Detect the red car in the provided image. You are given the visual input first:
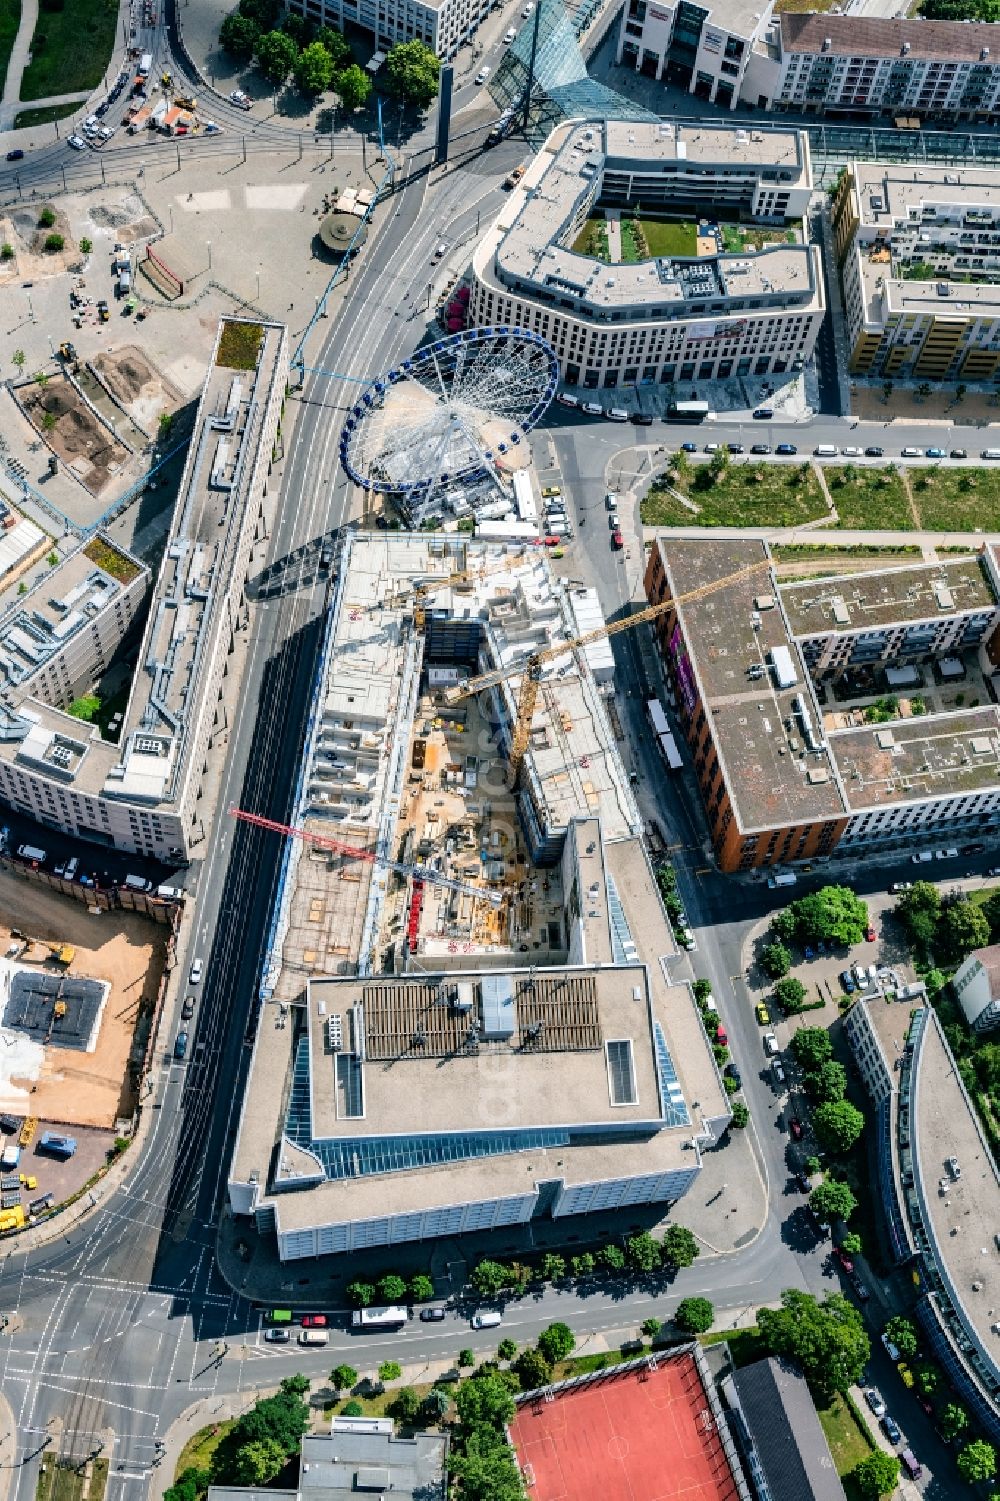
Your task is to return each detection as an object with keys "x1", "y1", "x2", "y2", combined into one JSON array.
[
  {"x1": 835, "y1": 1247, "x2": 854, "y2": 1273},
  {"x1": 301, "y1": 1313, "x2": 327, "y2": 1327},
  {"x1": 865, "y1": 925, "x2": 876, "y2": 942},
  {"x1": 789, "y1": 1116, "x2": 804, "y2": 1140},
  {"x1": 611, "y1": 529, "x2": 623, "y2": 550},
  {"x1": 716, "y1": 1025, "x2": 728, "y2": 1046}
]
